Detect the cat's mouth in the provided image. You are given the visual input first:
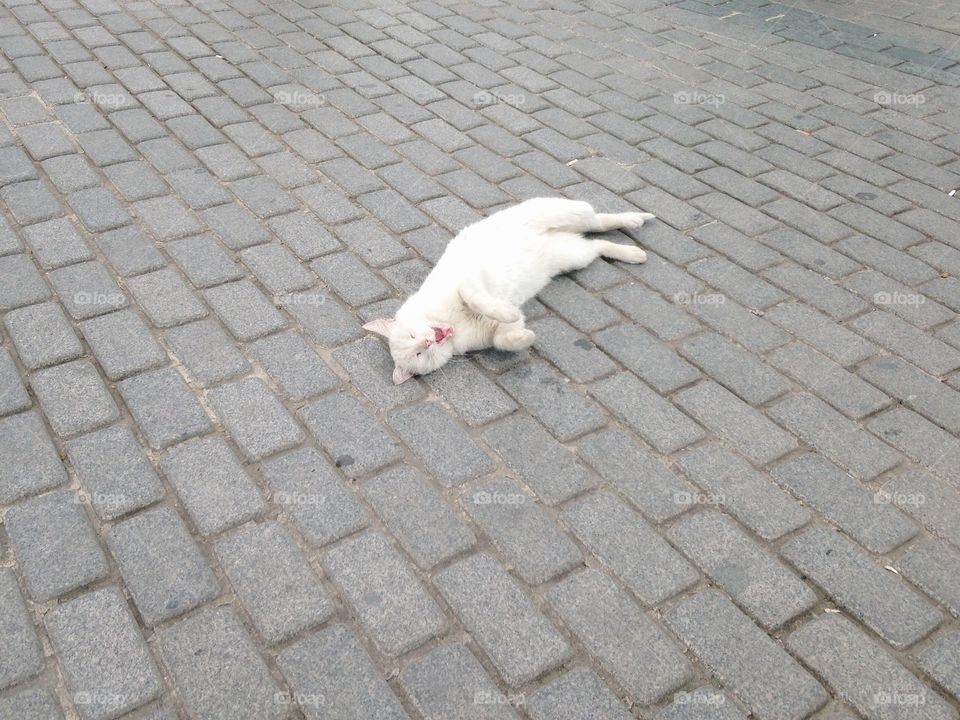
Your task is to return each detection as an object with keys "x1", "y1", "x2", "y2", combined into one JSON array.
[{"x1": 431, "y1": 326, "x2": 454, "y2": 344}]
